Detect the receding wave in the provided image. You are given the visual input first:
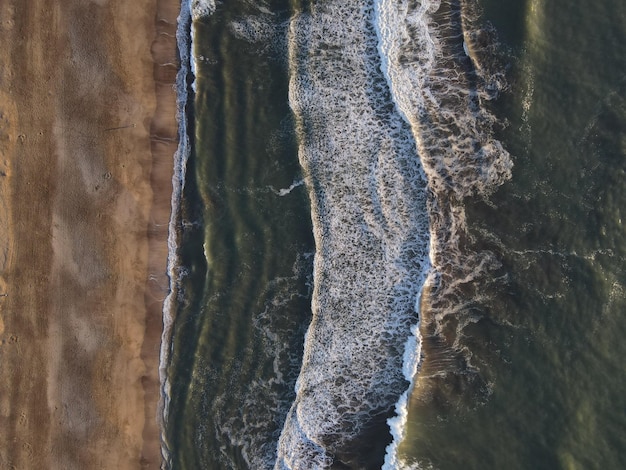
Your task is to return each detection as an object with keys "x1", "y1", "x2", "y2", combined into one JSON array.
[{"x1": 277, "y1": 0, "x2": 512, "y2": 468}]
